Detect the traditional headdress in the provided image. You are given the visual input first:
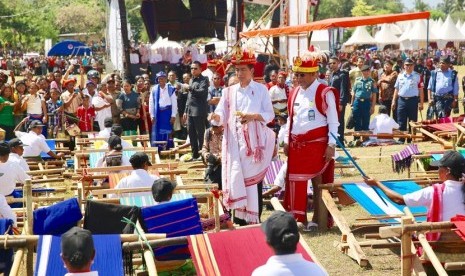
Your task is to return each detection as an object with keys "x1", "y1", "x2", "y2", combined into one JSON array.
[
  {"x1": 207, "y1": 59, "x2": 219, "y2": 67},
  {"x1": 292, "y1": 45, "x2": 327, "y2": 73},
  {"x1": 230, "y1": 46, "x2": 256, "y2": 65}
]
